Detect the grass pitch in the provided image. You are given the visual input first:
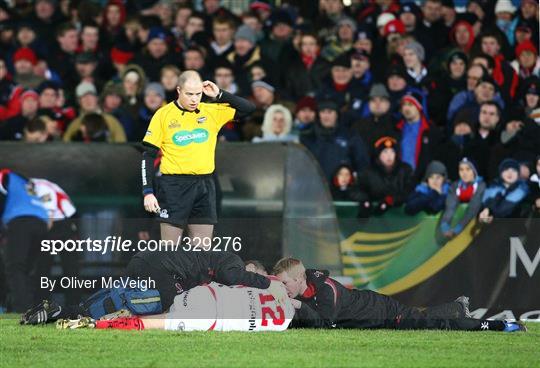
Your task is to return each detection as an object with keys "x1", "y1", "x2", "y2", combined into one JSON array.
[{"x1": 1, "y1": 315, "x2": 538, "y2": 368}]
